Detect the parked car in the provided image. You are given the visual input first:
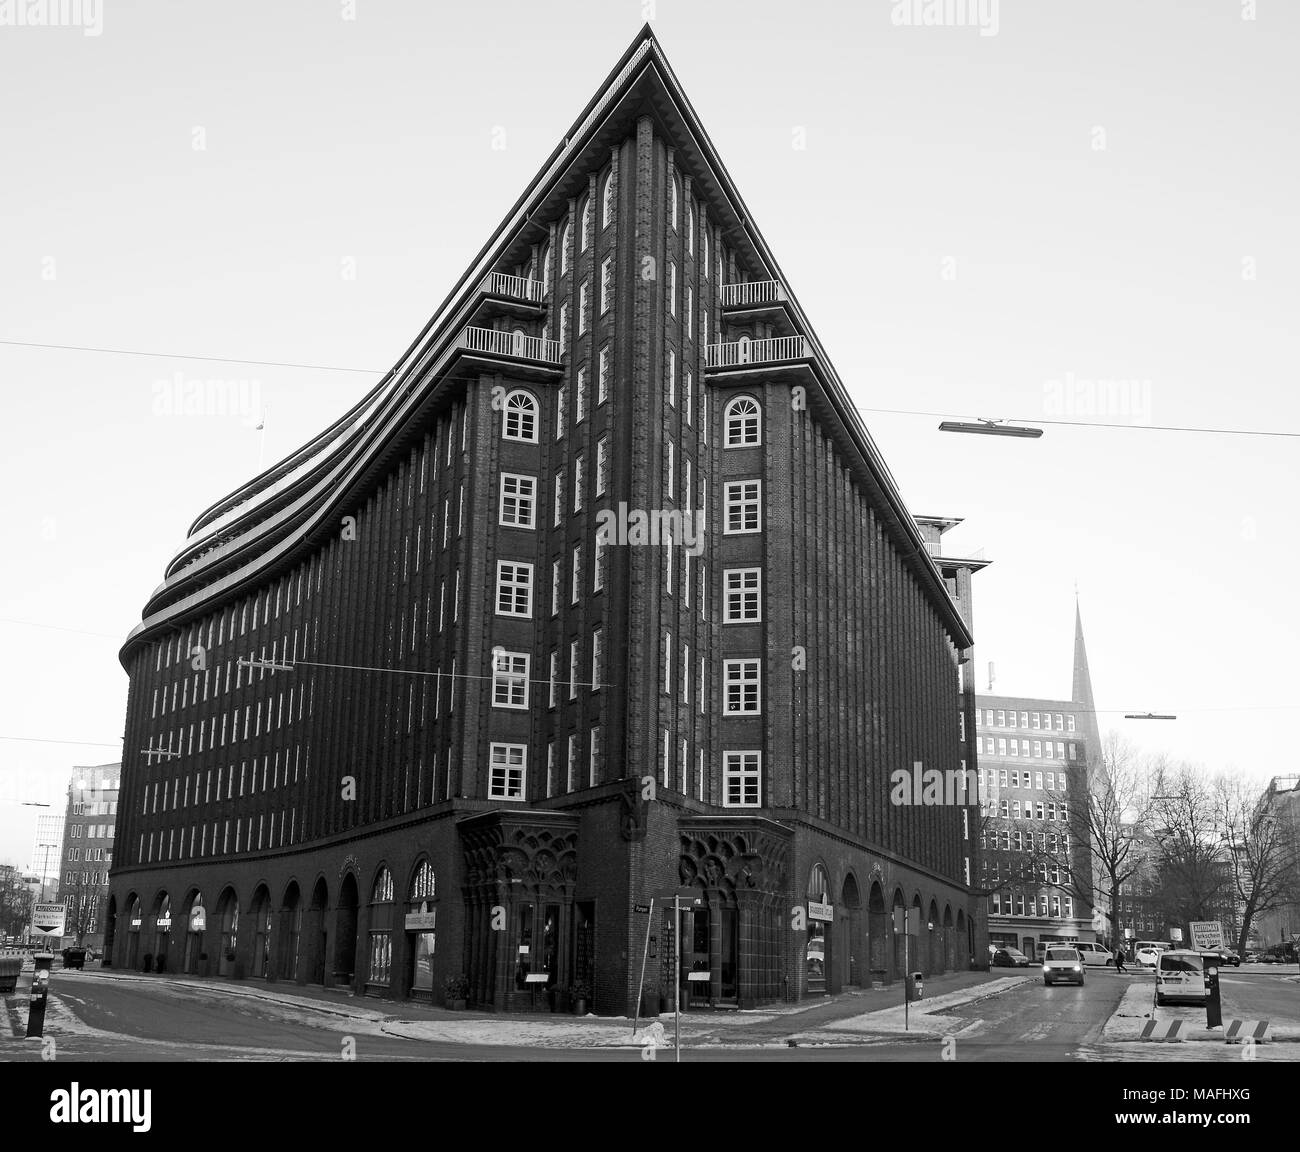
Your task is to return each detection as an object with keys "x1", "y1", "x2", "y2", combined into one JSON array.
[
  {"x1": 1073, "y1": 942, "x2": 1115, "y2": 967},
  {"x1": 1156, "y1": 950, "x2": 1210, "y2": 1006},
  {"x1": 1245, "y1": 951, "x2": 1262, "y2": 963},
  {"x1": 1042, "y1": 945, "x2": 1085, "y2": 986},
  {"x1": 991, "y1": 946, "x2": 1031, "y2": 968},
  {"x1": 1134, "y1": 941, "x2": 1172, "y2": 968}
]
